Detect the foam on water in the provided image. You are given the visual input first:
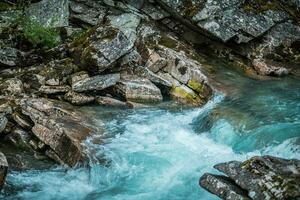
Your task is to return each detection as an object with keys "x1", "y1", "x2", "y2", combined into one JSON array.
[{"x1": 3, "y1": 94, "x2": 299, "y2": 200}]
